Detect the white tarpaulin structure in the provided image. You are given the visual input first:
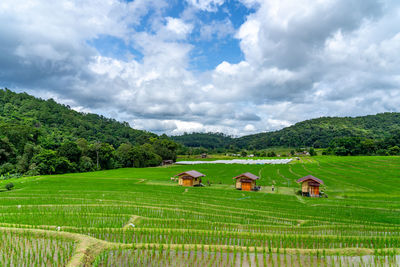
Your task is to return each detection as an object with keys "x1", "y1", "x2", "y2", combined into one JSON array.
[{"x1": 175, "y1": 159, "x2": 292, "y2": 165}]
